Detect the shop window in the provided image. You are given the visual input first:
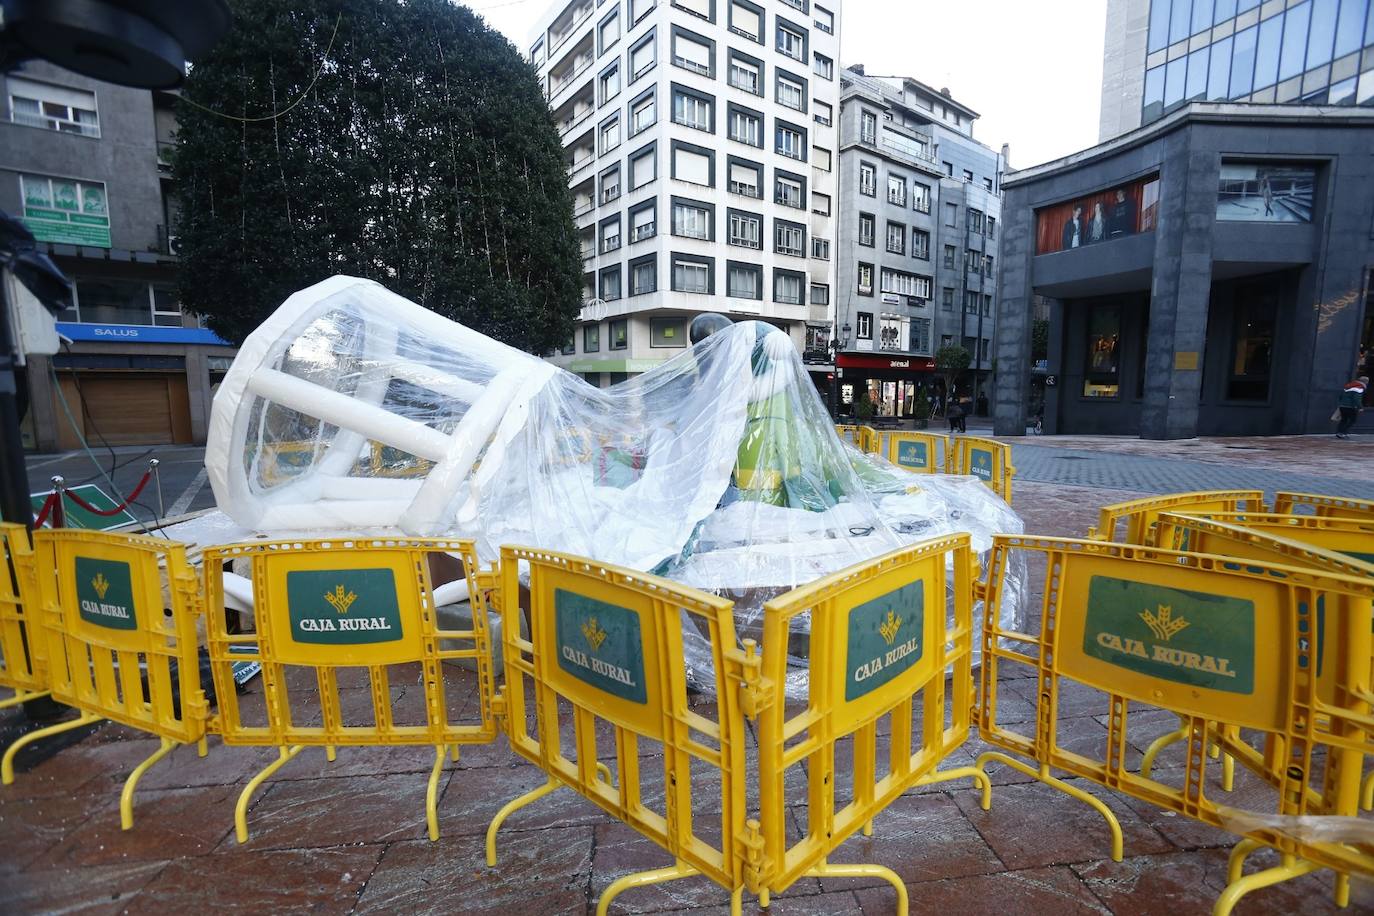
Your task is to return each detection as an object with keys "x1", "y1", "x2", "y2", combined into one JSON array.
[
  {"x1": 1227, "y1": 291, "x2": 1276, "y2": 401},
  {"x1": 610, "y1": 318, "x2": 629, "y2": 349},
  {"x1": 651, "y1": 316, "x2": 688, "y2": 346},
  {"x1": 1082, "y1": 305, "x2": 1121, "y2": 399}
]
